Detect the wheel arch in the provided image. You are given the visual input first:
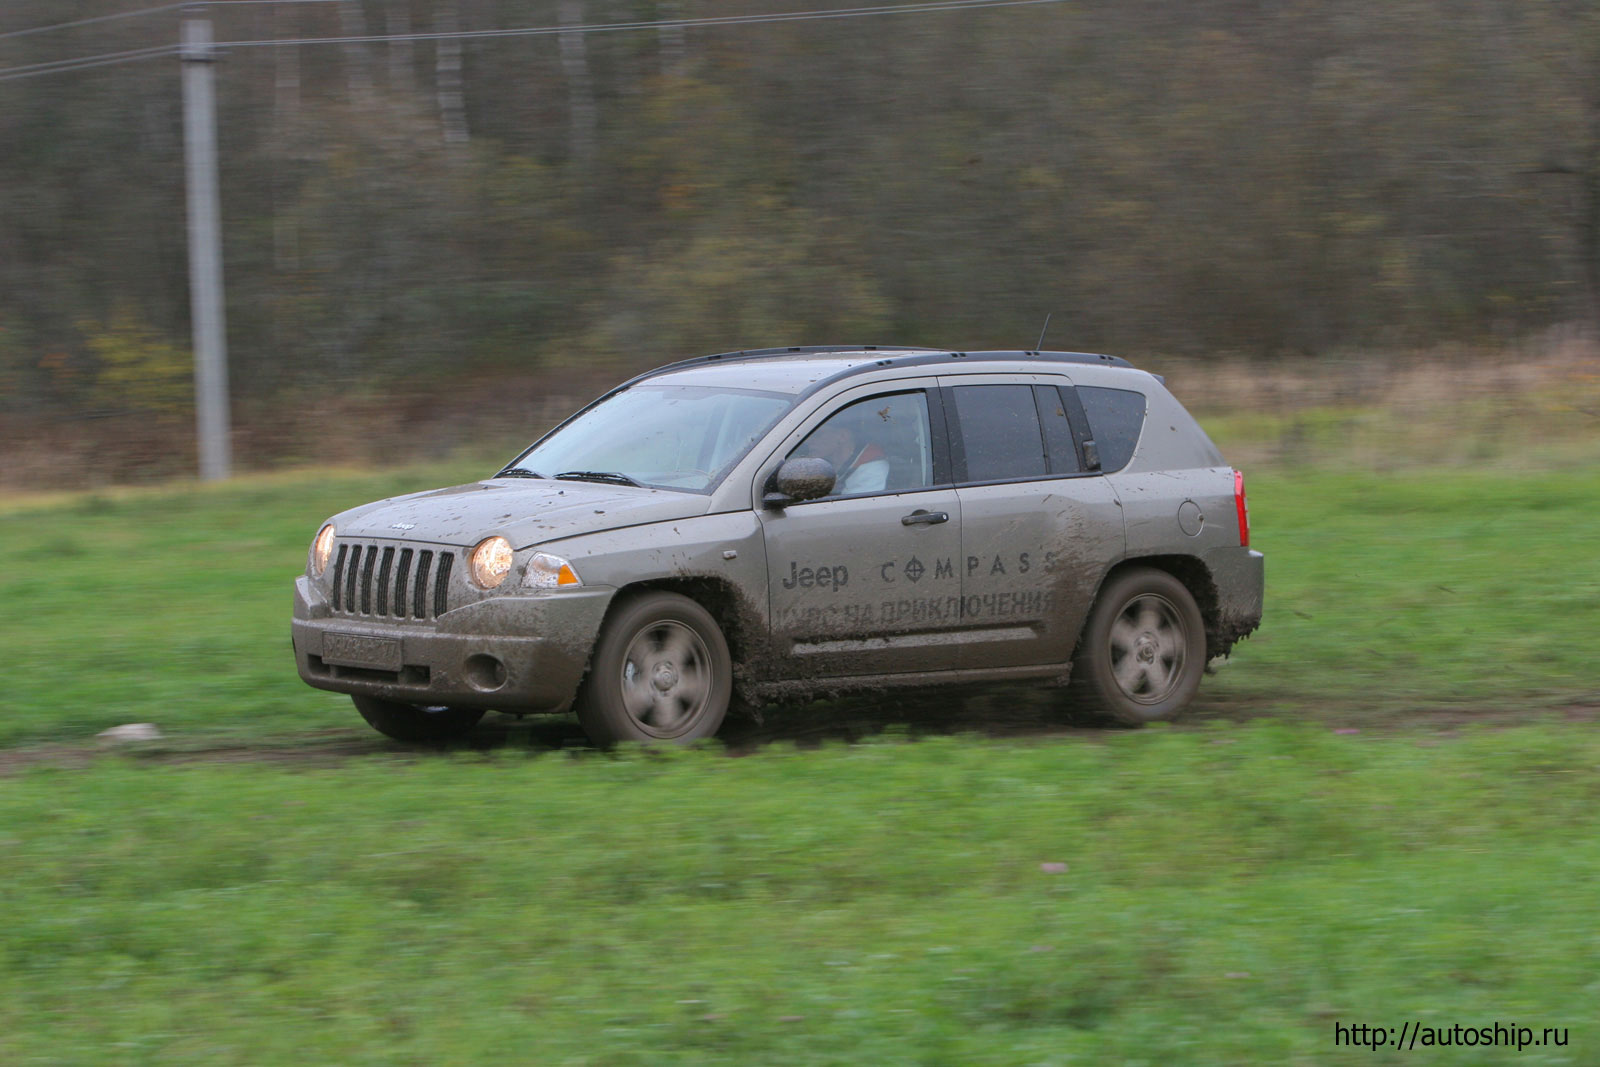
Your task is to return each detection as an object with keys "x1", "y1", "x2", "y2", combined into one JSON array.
[
  {"x1": 1091, "y1": 554, "x2": 1227, "y2": 659},
  {"x1": 607, "y1": 575, "x2": 766, "y2": 689}
]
